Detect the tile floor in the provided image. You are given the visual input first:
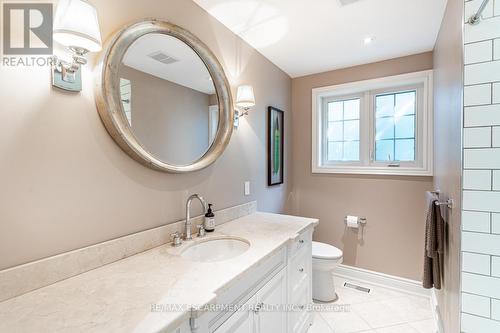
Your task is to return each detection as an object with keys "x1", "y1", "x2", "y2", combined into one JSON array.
[{"x1": 309, "y1": 275, "x2": 436, "y2": 333}]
